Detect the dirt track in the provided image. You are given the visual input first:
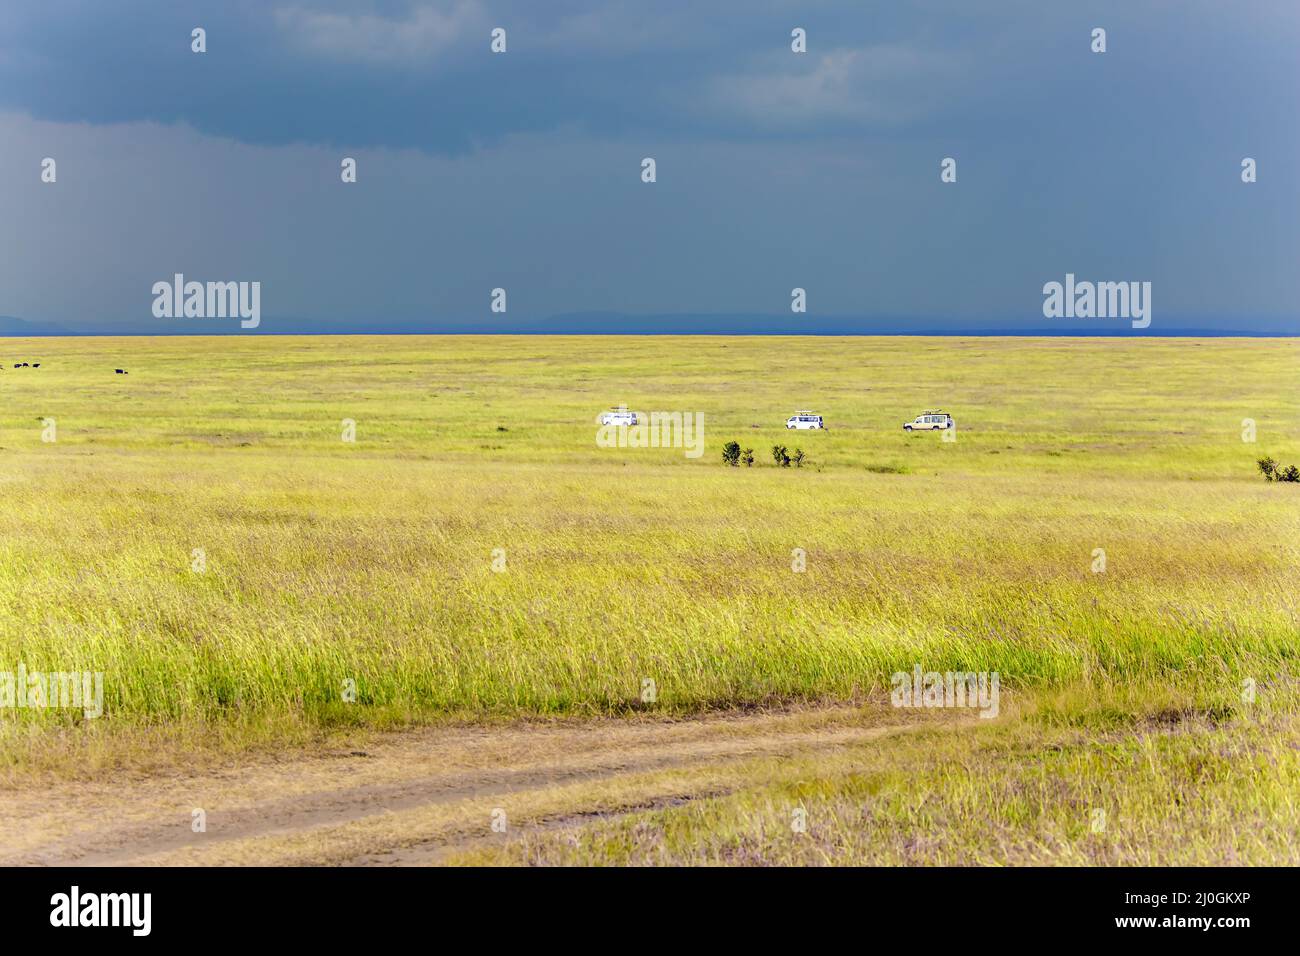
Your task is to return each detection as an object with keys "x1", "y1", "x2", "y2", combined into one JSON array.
[{"x1": 0, "y1": 706, "x2": 929, "y2": 866}]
